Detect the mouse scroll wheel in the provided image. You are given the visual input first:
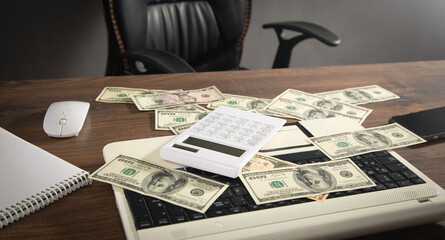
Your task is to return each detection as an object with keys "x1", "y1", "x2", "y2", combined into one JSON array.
[{"x1": 59, "y1": 118, "x2": 67, "y2": 125}]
